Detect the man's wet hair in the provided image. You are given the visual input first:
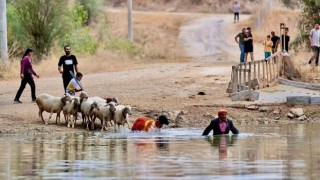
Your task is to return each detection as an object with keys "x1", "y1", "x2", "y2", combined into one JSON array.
[{"x1": 158, "y1": 115, "x2": 169, "y2": 125}]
